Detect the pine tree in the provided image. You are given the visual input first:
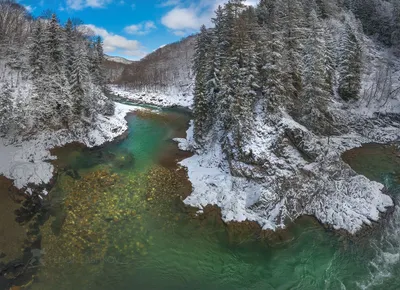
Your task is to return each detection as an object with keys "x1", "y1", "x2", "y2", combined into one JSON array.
[
  {"x1": 204, "y1": 6, "x2": 224, "y2": 129},
  {"x1": 45, "y1": 14, "x2": 63, "y2": 75},
  {"x1": 64, "y1": 18, "x2": 75, "y2": 85},
  {"x1": 391, "y1": 0, "x2": 400, "y2": 55},
  {"x1": 29, "y1": 21, "x2": 45, "y2": 80},
  {"x1": 302, "y1": 10, "x2": 330, "y2": 110},
  {"x1": 91, "y1": 36, "x2": 105, "y2": 87},
  {"x1": 71, "y1": 42, "x2": 90, "y2": 117},
  {"x1": 324, "y1": 23, "x2": 336, "y2": 95},
  {"x1": 193, "y1": 25, "x2": 211, "y2": 144},
  {"x1": 231, "y1": 7, "x2": 259, "y2": 143},
  {"x1": 338, "y1": 22, "x2": 362, "y2": 101},
  {"x1": 258, "y1": 0, "x2": 286, "y2": 109},
  {"x1": 282, "y1": 0, "x2": 307, "y2": 100},
  {"x1": 0, "y1": 83, "x2": 13, "y2": 135}
]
